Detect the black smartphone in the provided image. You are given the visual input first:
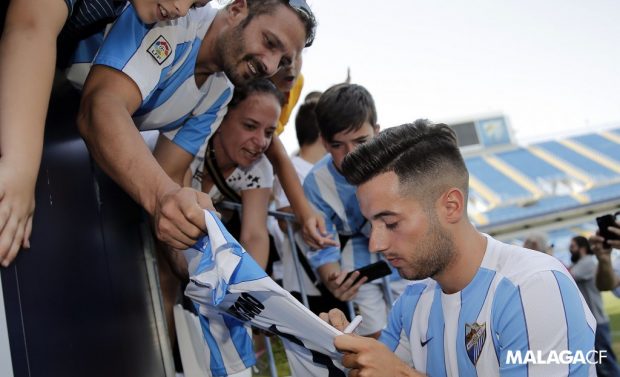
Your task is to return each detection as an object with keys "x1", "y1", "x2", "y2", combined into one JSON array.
[
  {"x1": 344, "y1": 260, "x2": 392, "y2": 285},
  {"x1": 596, "y1": 212, "x2": 620, "y2": 247}
]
